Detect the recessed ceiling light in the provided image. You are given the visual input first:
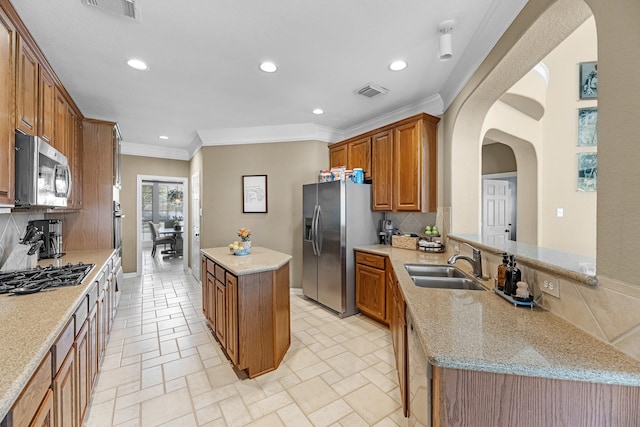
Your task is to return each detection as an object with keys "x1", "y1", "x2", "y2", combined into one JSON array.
[
  {"x1": 159, "y1": 135, "x2": 169, "y2": 140},
  {"x1": 312, "y1": 108, "x2": 324, "y2": 115},
  {"x1": 127, "y1": 58, "x2": 149, "y2": 70},
  {"x1": 259, "y1": 61, "x2": 278, "y2": 73},
  {"x1": 389, "y1": 60, "x2": 407, "y2": 71}
]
